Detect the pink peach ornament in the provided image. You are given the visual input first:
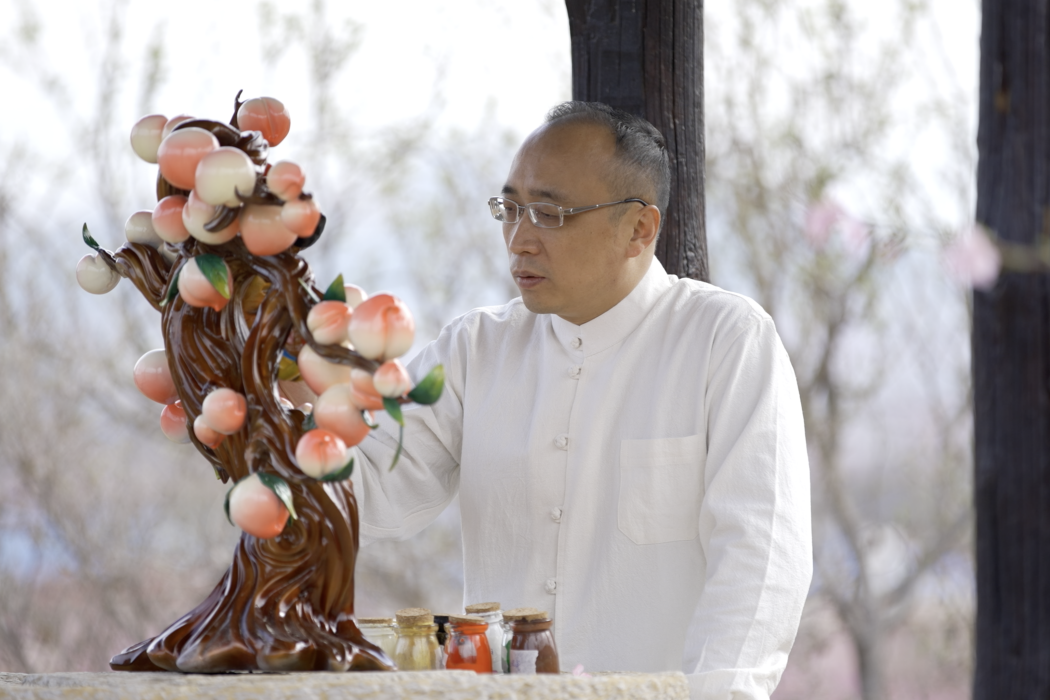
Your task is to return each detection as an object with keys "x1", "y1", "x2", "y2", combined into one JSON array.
[
  {"x1": 201, "y1": 387, "x2": 248, "y2": 435},
  {"x1": 152, "y1": 195, "x2": 191, "y2": 244},
  {"x1": 134, "y1": 349, "x2": 178, "y2": 404},
  {"x1": 76, "y1": 253, "x2": 120, "y2": 295},
  {"x1": 125, "y1": 210, "x2": 164, "y2": 248},
  {"x1": 314, "y1": 384, "x2": 371, "y2": 447},
  {"x1": 157, "y1": 127, "x2": 219, "y2": 190},
  {"x1": 295, "y1": 428, "x2": 349, "y2": 479},
  {"x1": 228, "y1": 473, "x2": 289, "y2": 539},
  {"x1": 297, "y1": 344, "x2": 351, "y2": 395},
  {"x1": 281, "y1": 197, "x2": 321, "y2": 237},
  {"x1": 160, "y1": 401, "x2": 191, "y2": 443},
  {"x1": 347, "y1": 293, "x2": 415, "y2": 361},
  {"x1": 307, "y1": 300, "x2": 353, "y2": 346},
  {"x1": 182, "y1": 189, "x2": 239, "y2": 245},
  {"x1": 193, "y1": 415, "x2": 225, "y2": 449},
  {"x1": 266, "y1": 161, "x2": 305, "y2": 201},
  {"x1": 178, "y1": 256, "x2": 232, "y2": 312},
  {"x1": 237, "y1": 97, "x2": 291, "y2": 147},
  {"x1": 349, "y1": 368, "x2": 385, "y2": 411},
  {"x1": 373, "y1": 359, "x2": 413, "y2": 398},
  {"x1": 194, "y1": 147, "x2": 257, "y2": 207},
  {"x1": 130, "y1": 114, "x2": 168, "y2": 163},
  {"x1": 161, "y1": 114, "x2": 194, "y2": 140},
  {"x1": 344, "y1": 284, "x2": 367, "y2": 309},
  {"x1": 239, "y1": 204, "x2": 298, "y2": 256}
]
